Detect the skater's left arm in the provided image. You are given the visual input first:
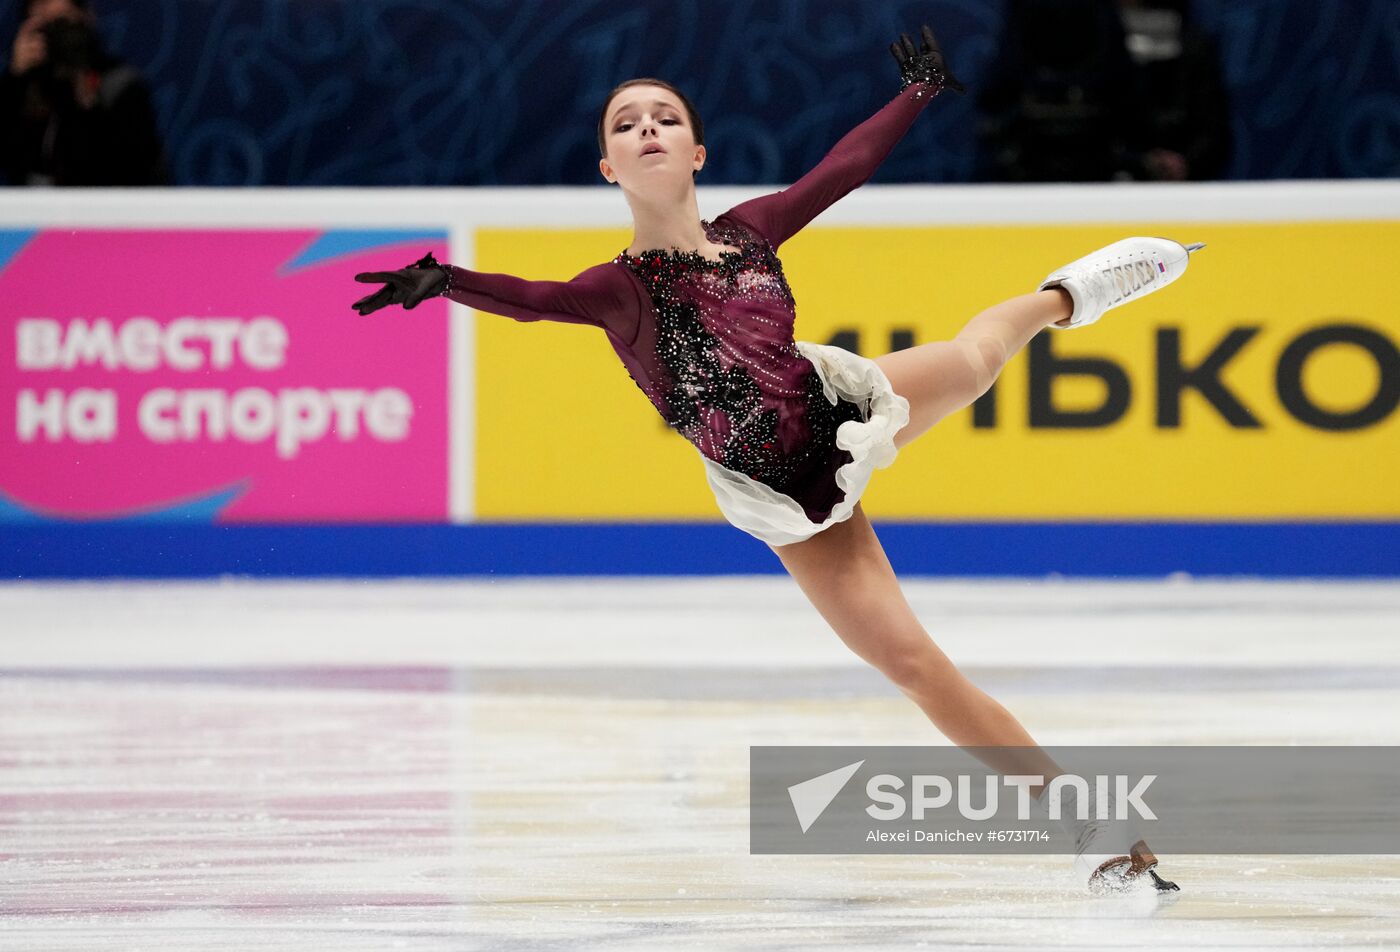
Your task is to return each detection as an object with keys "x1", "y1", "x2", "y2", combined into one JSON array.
[{"x1": 721, "y1": 25, "x2": 964, "y2": 250}]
